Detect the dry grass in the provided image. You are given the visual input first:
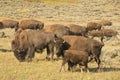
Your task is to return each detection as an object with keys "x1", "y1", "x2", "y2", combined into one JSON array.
[
  {"x1": 0, "y1": 51, "x2": 120, "y2": 80},
  {"x1": 24, "y1": 0, "x2": 79, "y2": 4}
]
